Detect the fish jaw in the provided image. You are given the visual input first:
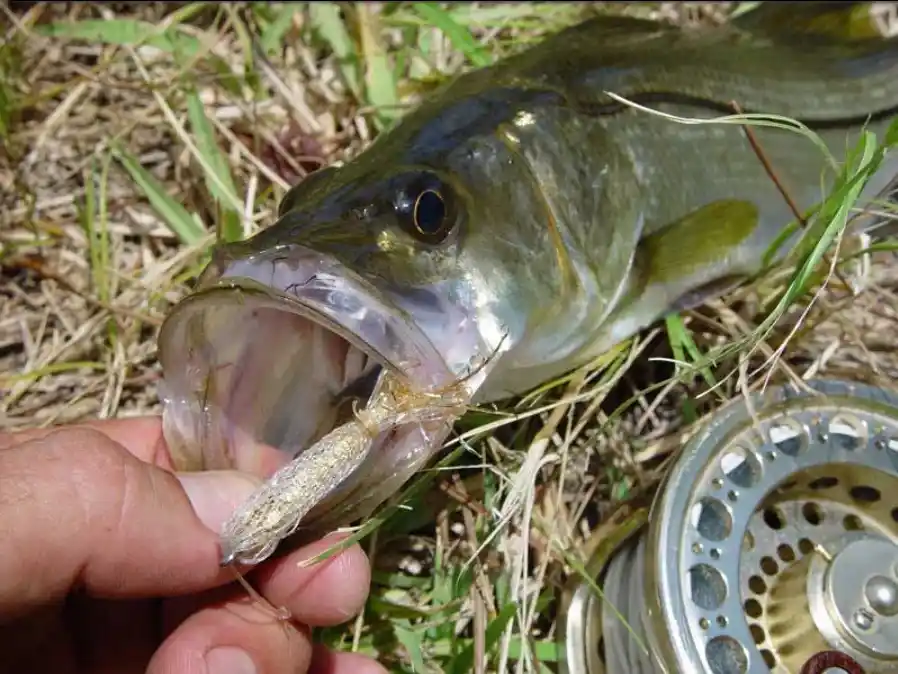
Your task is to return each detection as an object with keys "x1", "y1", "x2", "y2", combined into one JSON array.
[{"x1": 156, "y1": 242, "x2": 486, "y2": 522}]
